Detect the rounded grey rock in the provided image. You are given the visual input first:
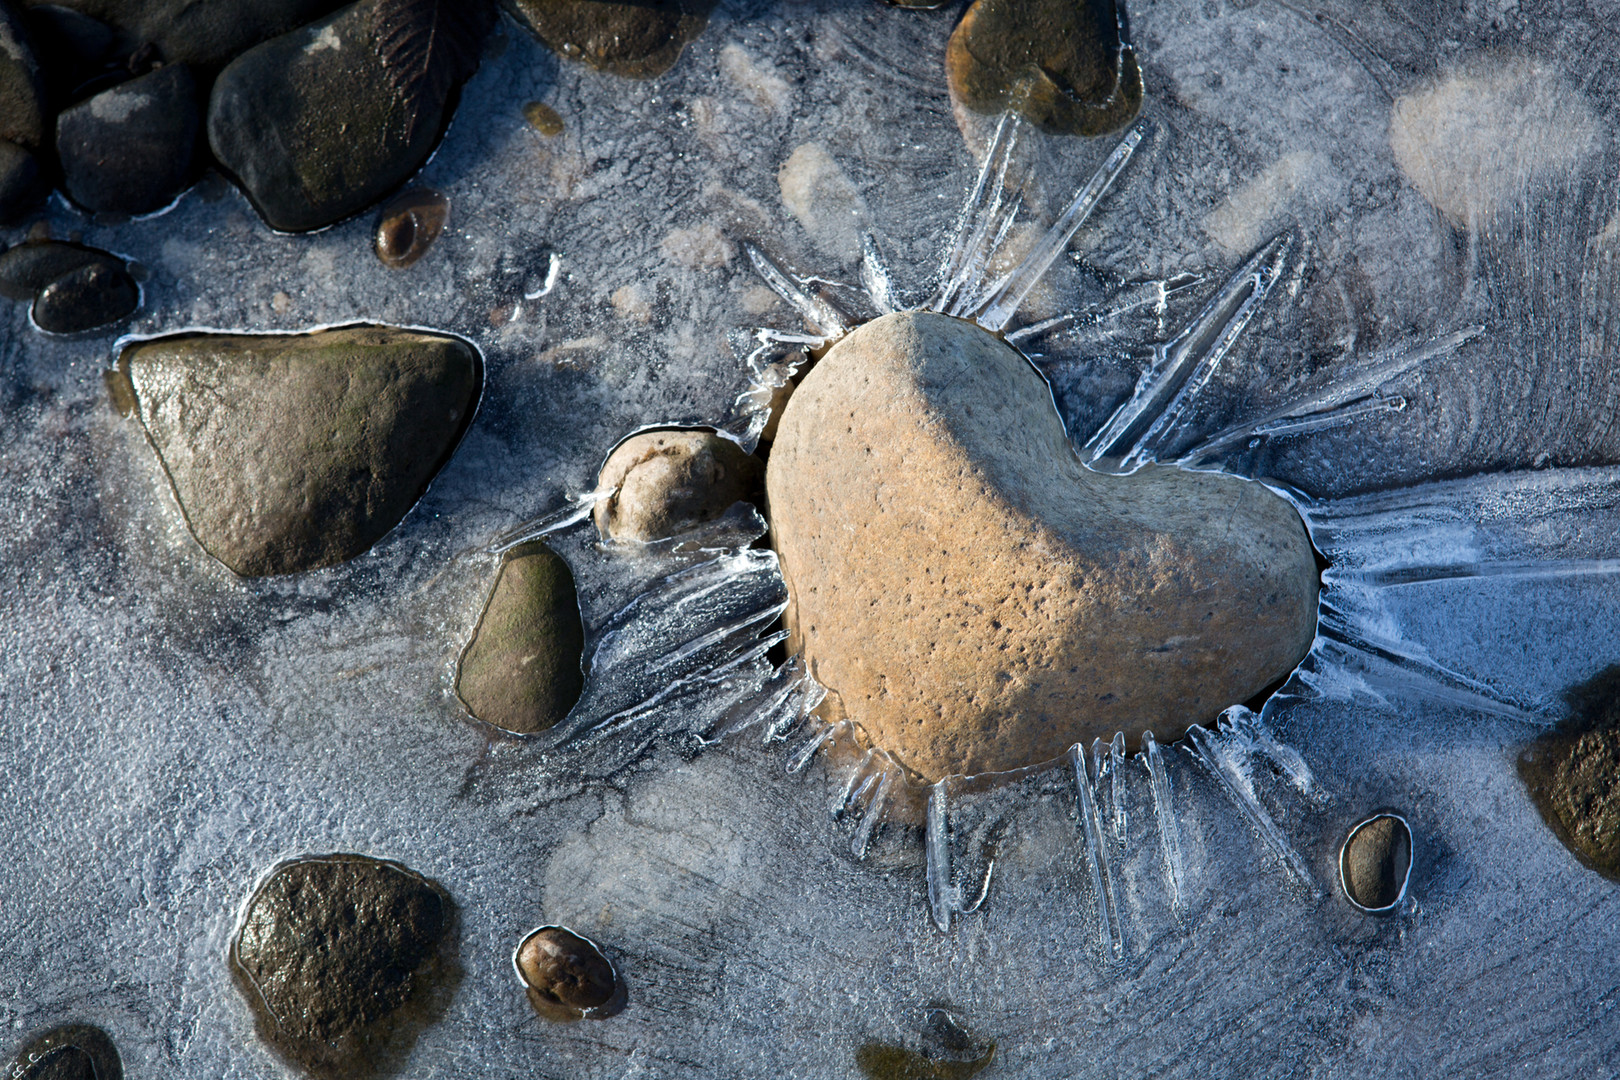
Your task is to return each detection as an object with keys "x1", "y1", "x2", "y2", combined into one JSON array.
[{"x1": 56, "y1": 62, "x2": 200, "y2": 215}]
